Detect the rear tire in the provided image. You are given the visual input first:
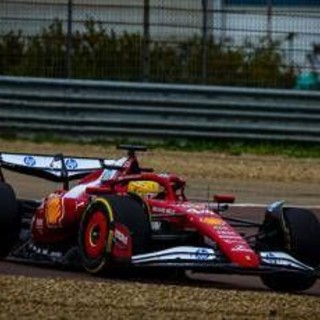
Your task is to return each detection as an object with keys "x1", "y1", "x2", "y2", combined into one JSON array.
[
  {"x1": 78, "y1": 194, "x2": 151, "y2": 274},
  {"x1": 259, "y1": 207, "x2": 320, "y2": 292},
  {"x1": 0, "y1": 182, "x2": 20, "y2": 258}
]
